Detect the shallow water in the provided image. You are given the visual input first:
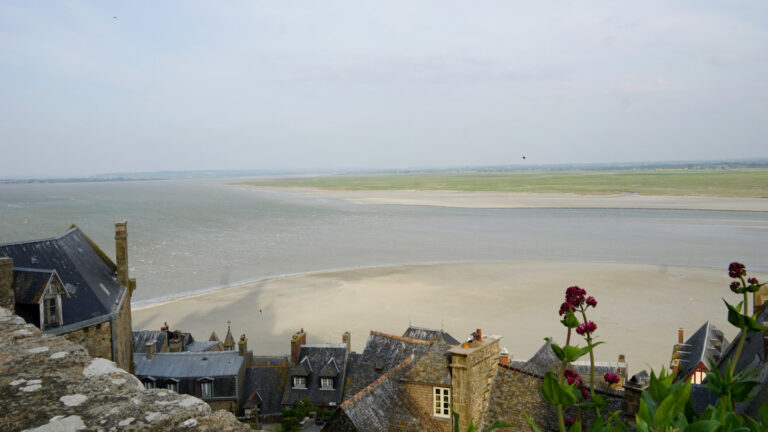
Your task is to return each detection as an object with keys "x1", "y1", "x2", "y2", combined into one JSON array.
[{"x1": 1, "y1": 178, "x2": 766, "y2": 306}]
